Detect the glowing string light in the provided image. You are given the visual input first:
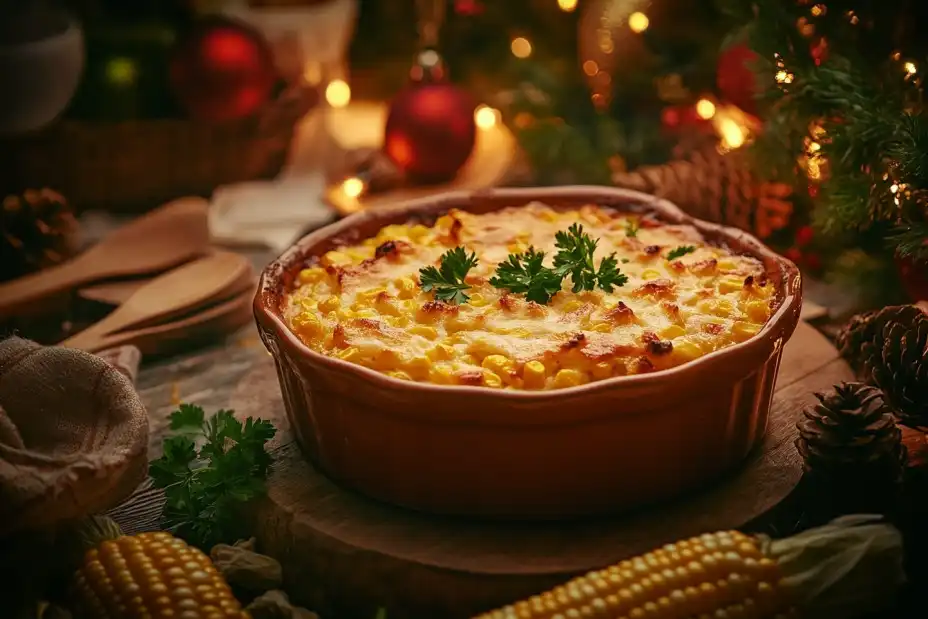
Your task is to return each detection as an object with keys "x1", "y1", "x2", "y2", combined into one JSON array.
[
  {"x1": 474, "y1": 105, "x2": 500, "y2": 129},
  {"x1": 628, "y1": 12, "x2": 649, "y2": 33},
  {"x1": 342, "y1": 177, "x2": 365, "y2": 199},
  {"x1": 557, "y1": 0, "x2": 578, "y2": 12},
  {"x1": 325, "y1": 80, "x2": 351, "y2": 107},
  {"x1": 511, "y1": 37, "x2": 532, "y2": 59},
  {"x1": 695, "y1": 99, "x2": 716, "y2": 120}
]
